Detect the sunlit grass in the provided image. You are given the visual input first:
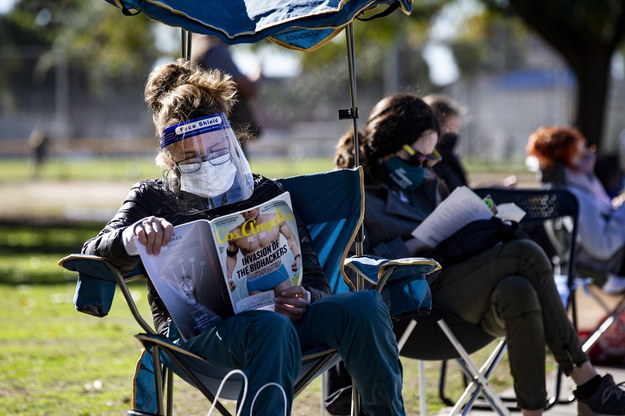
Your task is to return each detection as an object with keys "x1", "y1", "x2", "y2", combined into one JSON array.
[
  {"x1": 0, "y1": 155, "x2": 531, "y2": 183},
  {"x1": 0, "y1": 156, "x2": 336, "y2": 183}
]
